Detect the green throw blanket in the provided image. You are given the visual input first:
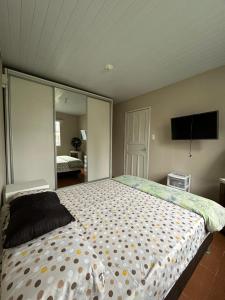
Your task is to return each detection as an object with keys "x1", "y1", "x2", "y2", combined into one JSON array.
[{"x1": 113, "y1": 175, "x2": 225, "y2": 232}]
